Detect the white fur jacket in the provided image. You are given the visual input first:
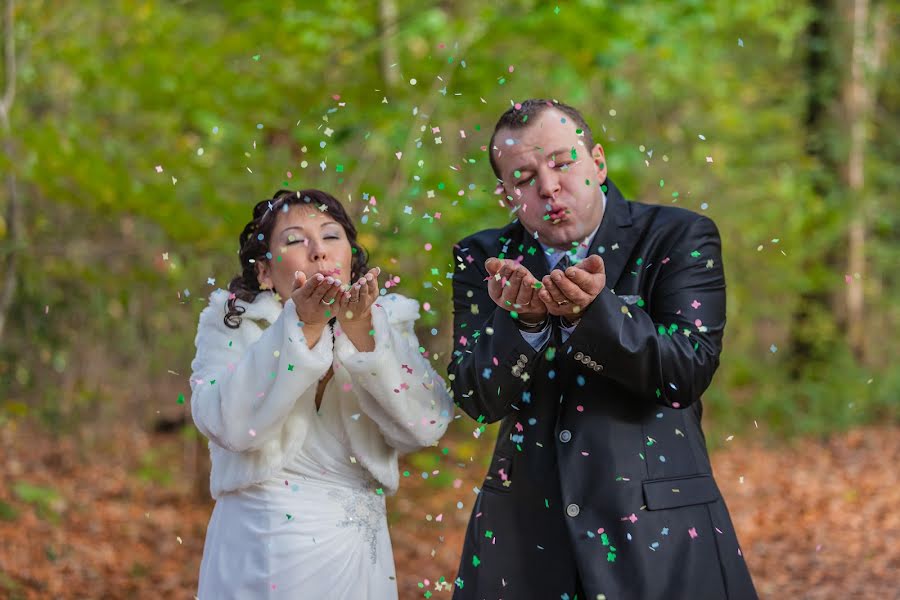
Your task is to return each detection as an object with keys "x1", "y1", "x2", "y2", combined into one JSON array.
[{"x1": 189, "y1": 288, "x2": 453, "y2": 499}]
